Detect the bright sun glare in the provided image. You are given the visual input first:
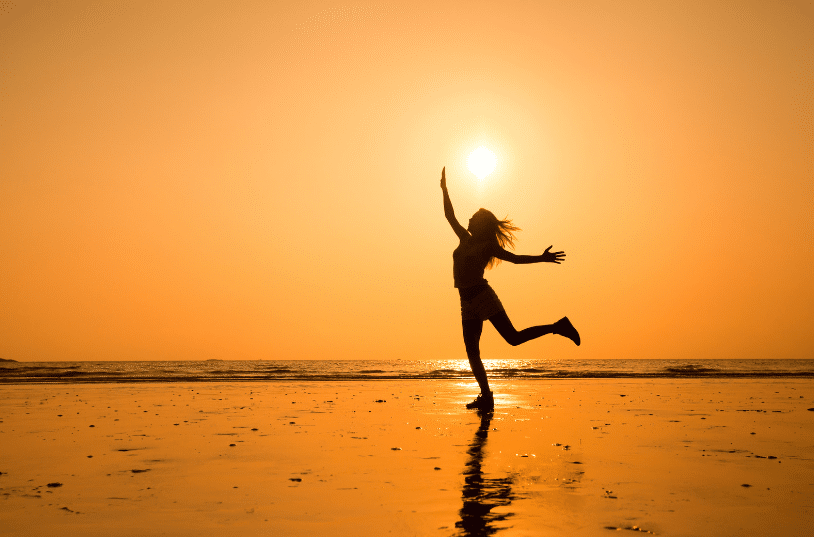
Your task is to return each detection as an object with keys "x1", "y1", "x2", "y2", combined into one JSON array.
[{"x1": 467, "y1": 146, "x2": 497, "y2": 181}]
